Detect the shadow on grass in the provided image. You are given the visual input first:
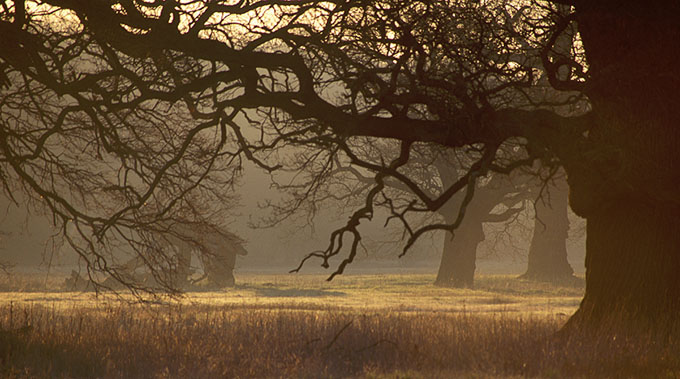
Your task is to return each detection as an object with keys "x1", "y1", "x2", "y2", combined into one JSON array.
[
  {"x1": 474, "y1": 276, "x2": 586, "y2": 297},
  {"x1": 1, "y1": 326, "x2": 101, "y2": 377},
  {"x1": 470, "y1": 295, "x2": 520, "y2": 305},
  {"x1": 250, "y1": 286, "x2": 347, "y2": 298}
]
